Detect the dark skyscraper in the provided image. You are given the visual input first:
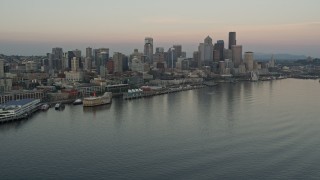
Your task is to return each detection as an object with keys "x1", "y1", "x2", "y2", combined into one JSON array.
[
  {"x1": 144, "y1": 37, "x2": 153, "y2": 63},
  {"x1": 215, "y1": 40, "x2": 225, "y2": 61},
  {"x1": 173, "y1": 45, "x2": 182, "y2": 58},
  {"x1": 228, "y1": 32, "x2": 236, "y2": 49},
  {"x1": 52, "y1": 47, "x2": 63, "y2": 71}
]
